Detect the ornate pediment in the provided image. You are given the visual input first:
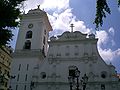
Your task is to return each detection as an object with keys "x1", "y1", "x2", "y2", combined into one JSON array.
[{"x1": 50, "y1": 31, "x2": 87, "y2": 41}]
